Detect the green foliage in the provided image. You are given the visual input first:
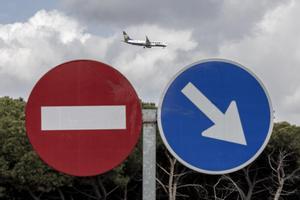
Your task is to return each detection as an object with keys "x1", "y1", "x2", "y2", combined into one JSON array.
[
  {"x1": 12, "y1": 151, "x2": 73, "y2": 192},
  {"x1": 0, "y1": 97, "x2": 73, "y2": 198},
  {"x1": 0, "y1": 156, "x2": 9, "y2": 178},
  {"x1": 0, "y1": 97, "x2": 25, "y2": 136},
  {"x1": 0, "y1": 186, "x2": 7, "y2": 198},
  {"x1": 142, "y1": 102, "x2": 156, "y2": 109},
  {"x1": 0, "y1": 97, "x2": 27, "y2": 181},
  {"x1": 270, "y1": 122, "x2": 300, "y2": 150},
  {"x1": 110, "y1": 164, "x2": 130, "y2": 188},
  {"x1": 0, "y1": 96, "x2": 144, "y2": 199},
  {"x1": 268, "y1": 122, "x2": 300, "y2": 164}
]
